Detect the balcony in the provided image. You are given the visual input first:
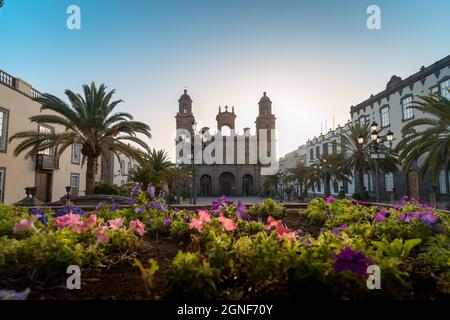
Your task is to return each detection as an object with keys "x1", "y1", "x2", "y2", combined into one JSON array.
[{"x1": 36, "y1": 154, "x2": 55, "y2": 171}]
